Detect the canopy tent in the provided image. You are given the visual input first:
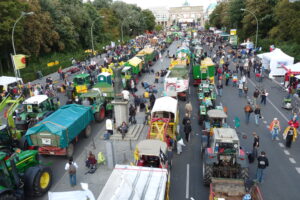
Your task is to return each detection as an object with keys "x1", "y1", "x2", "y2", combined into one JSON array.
[
  {"x1": 284, "y1": 62, "x2": 300, "y2": 74},
  {"x1": 128, "y1": 57, "x2": 142, "y2": 66},
  {"x1": 151, "y1": 96, "x2": 178, "y2": 118},
  {"x1": 258, "y1": 48, "x2": 294, "y2": 78}
]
